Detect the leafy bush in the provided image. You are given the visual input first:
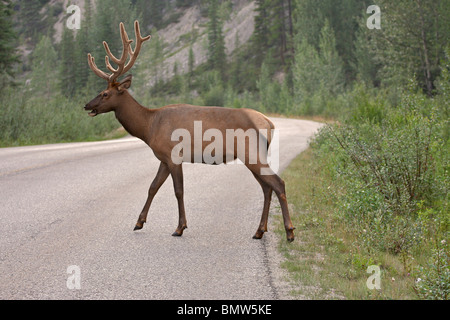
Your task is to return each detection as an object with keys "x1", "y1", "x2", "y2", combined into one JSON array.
[
  {"x1": 198, "y1": 70, "x2": 225, "y2": 107},
  {"x1": 415, "y1": 248, "x2": 450, "y2": 300},
  {"x1": 0, "y1": 86, "x2": 120, "y2": 146},
  {"x1": 314, "y1": 86, "x2": 447, "y2": 255},
  {"x1": 202, "y1": 84, "x2": 225, "y2": 107}
]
